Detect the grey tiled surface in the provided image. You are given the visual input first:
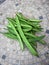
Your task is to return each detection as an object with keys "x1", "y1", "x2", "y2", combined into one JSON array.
[{"x1": 0, "y1": 0, "x2": 49, "y2": 65}]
